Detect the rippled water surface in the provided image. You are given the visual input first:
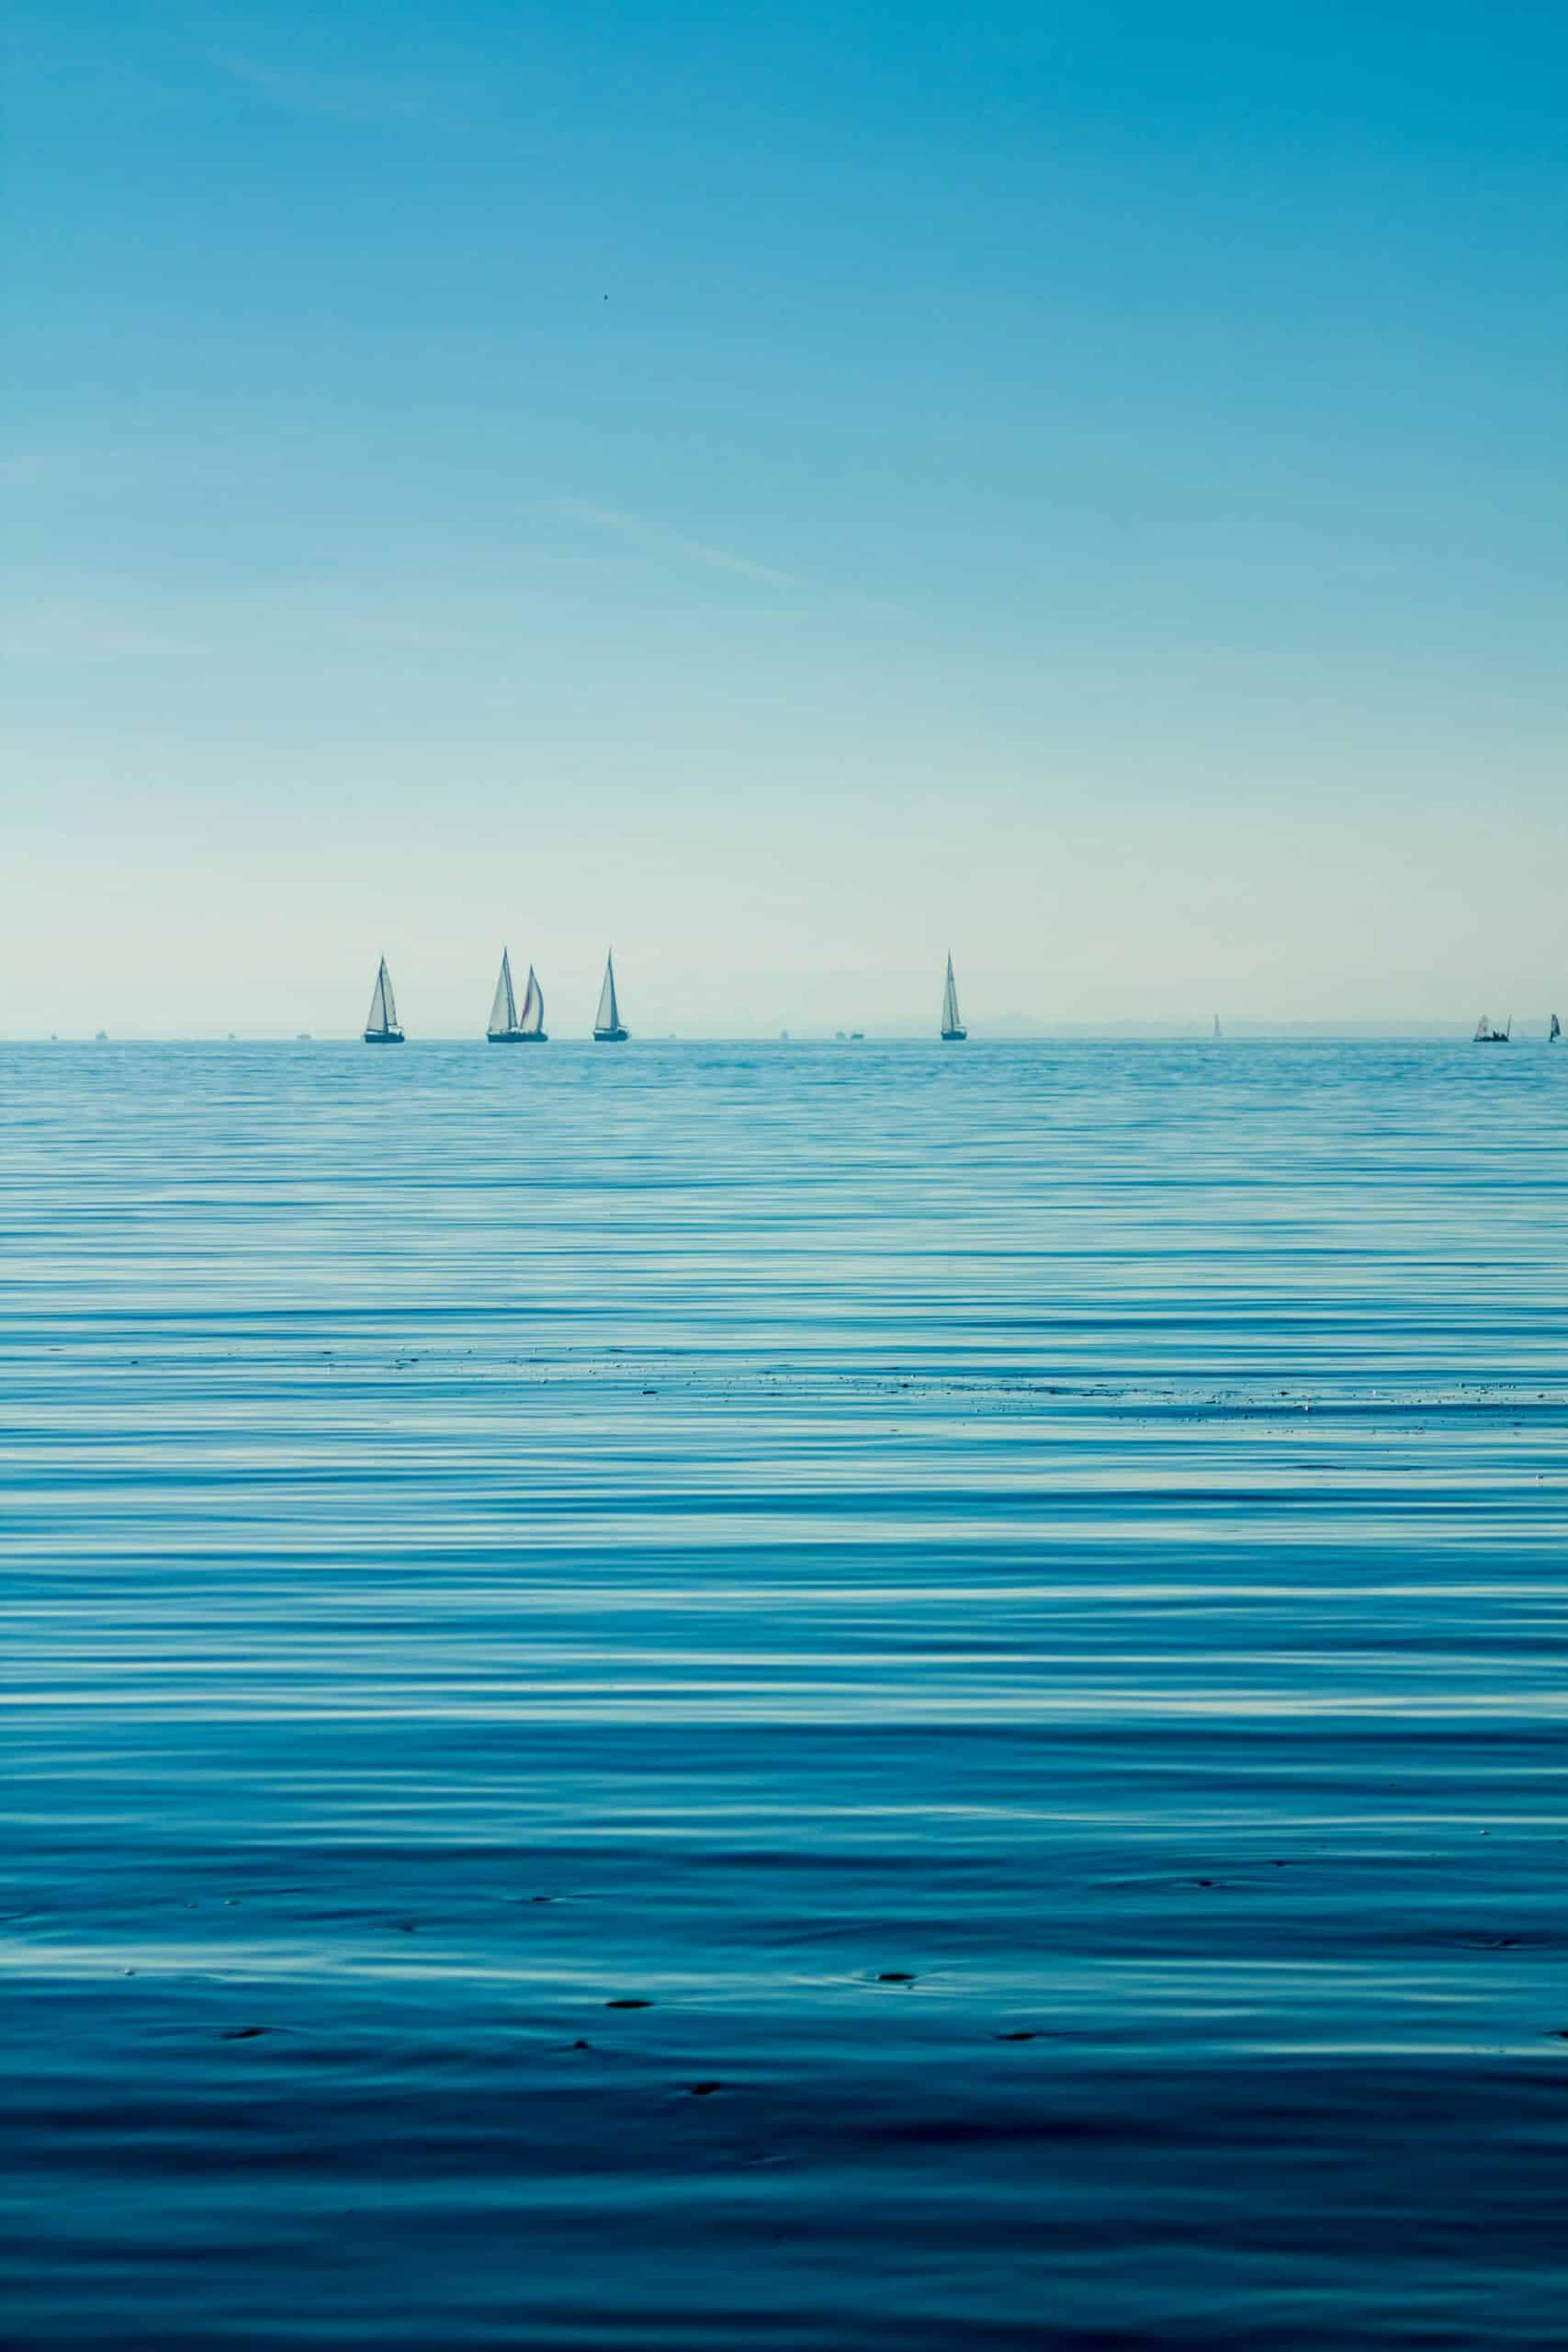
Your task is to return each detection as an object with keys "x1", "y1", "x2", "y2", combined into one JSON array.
[{"x1": 5, "y1": 1038, "x2": 1568, "y2": 2347}]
